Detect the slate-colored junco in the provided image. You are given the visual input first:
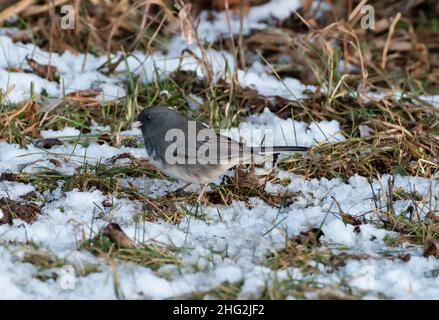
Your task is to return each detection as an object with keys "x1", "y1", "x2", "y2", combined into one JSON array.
[{"x1": 132, "y1": 106, "x2": 308, "y2": 201}]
